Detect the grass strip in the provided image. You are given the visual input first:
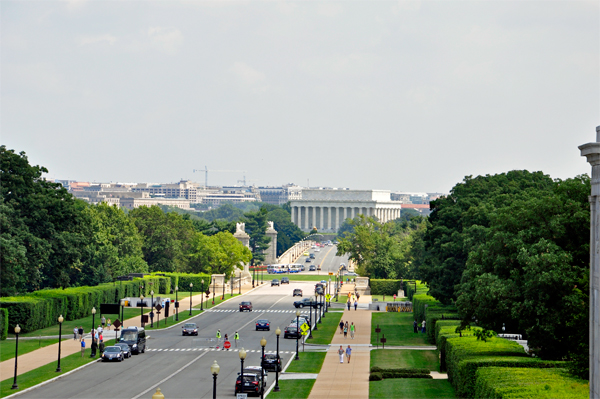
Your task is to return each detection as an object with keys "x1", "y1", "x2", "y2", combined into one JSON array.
[
  {"x1": 371, "y1": 349, "x2": 440, "y2": 371},
  {"x1": 267, "y1": 379, "x2": 317, "y2": 399},
  {"x1": 306, "y1": 311, "x2": 343, "y2": 345},
  {"x1": 286, "y1": 352, "x2": 326, "y2": 374},
  {"x1": 371, "y1": 312, "x2": 430, "y2": 347},
  {"x1": 369, "y1": 379, "x2": 456, "y2": 399},
  {"x1": 0, "y1": 340, "x2": 114, "y2": 398},
  {"x1": 0, "y1": 339, "x2": 70, "y2": 363}
]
